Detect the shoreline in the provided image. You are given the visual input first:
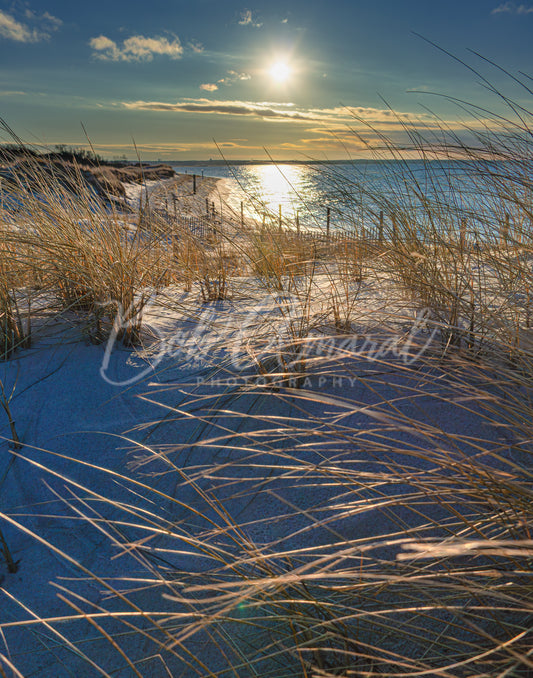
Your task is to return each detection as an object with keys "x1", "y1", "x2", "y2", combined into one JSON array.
[{"x1": 123, "y1": 171, "x2": 235, "y2": 221}]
